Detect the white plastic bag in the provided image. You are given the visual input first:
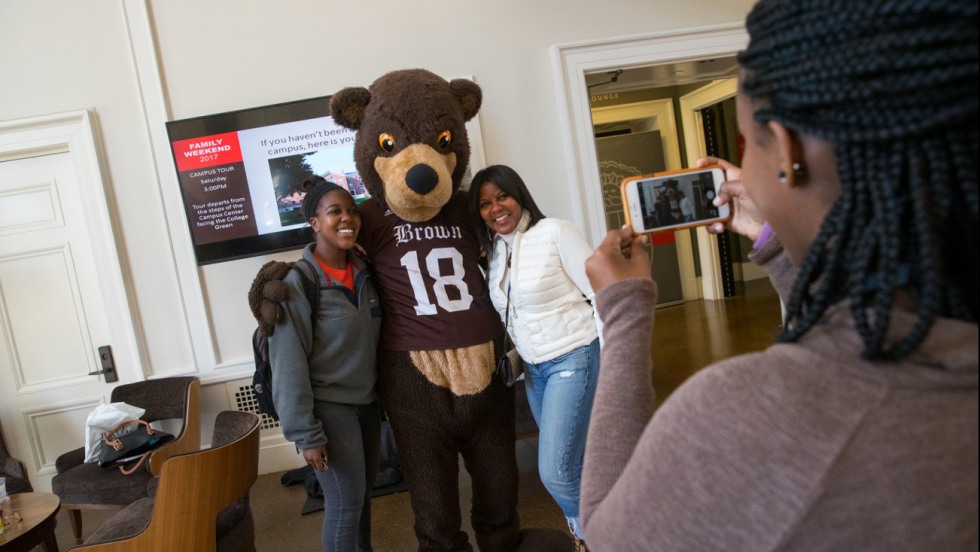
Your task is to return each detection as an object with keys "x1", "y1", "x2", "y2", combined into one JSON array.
[{"x1": 84, "y1": 402, "x2": 146, "y2": 463}]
